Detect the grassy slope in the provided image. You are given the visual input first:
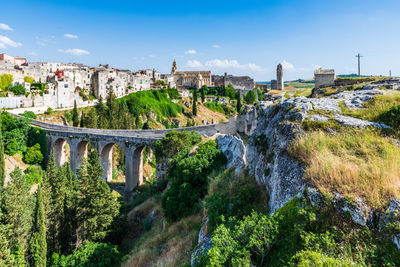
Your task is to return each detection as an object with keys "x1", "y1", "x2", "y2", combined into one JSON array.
[{"x1": 290, "y1": 129, "x2": 400, "y2": 209}]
